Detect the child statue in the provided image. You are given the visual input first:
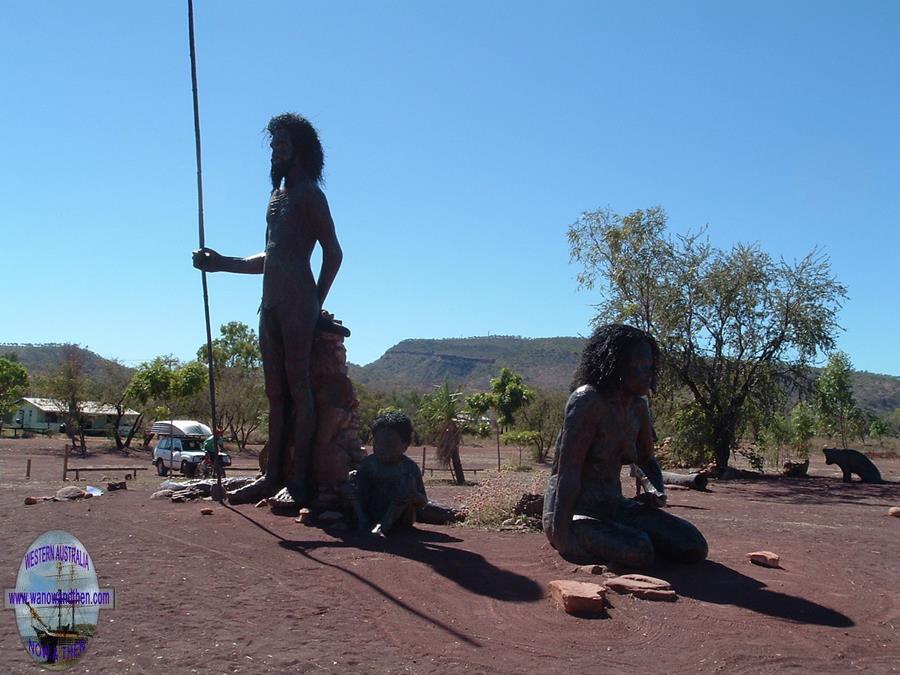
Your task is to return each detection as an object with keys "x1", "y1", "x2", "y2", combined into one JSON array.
[{"x1": 353, "y1": 412, "x2": 429, "y2": 537}]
